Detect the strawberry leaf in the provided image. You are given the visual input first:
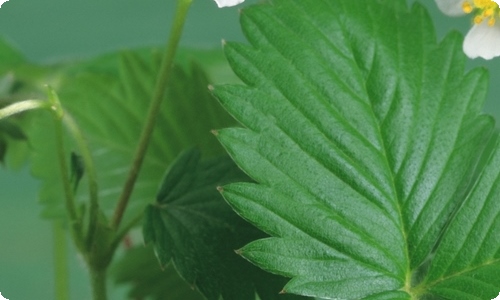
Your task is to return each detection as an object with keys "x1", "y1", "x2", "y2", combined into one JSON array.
[
  {"x1": 213, "y1": 0, "x2": 500, "y2": 298},
  {"x1": 144, "y1": 149, "x2": 308, "y2": 300}
]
